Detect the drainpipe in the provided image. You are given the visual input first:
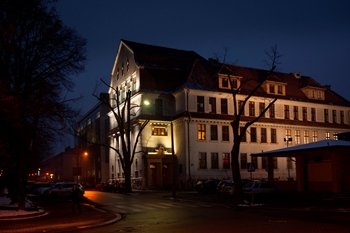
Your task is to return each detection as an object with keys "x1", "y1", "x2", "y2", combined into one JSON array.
[{"x1": 186, "y1": 89, "x2": 192, "y2": 189}]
